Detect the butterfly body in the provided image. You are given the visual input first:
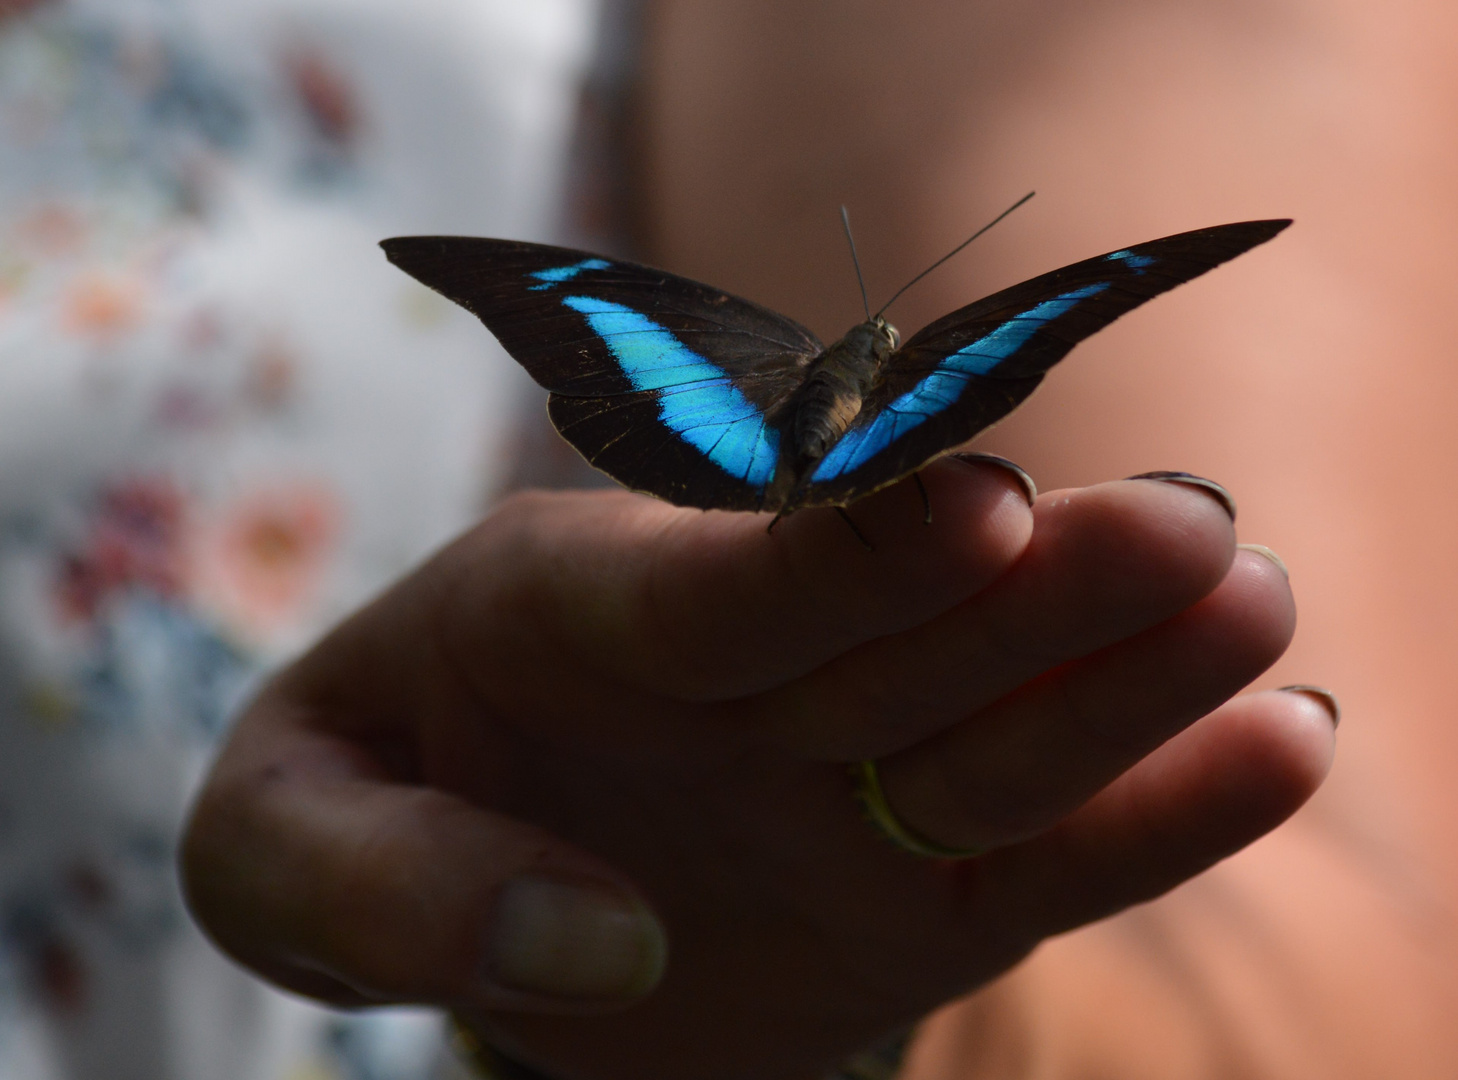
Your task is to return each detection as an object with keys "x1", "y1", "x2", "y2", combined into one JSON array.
[
  {"x1": 381, "y1": 219, "x2": 1290, "y2": 515},
  {"x1": 766, "y1": 315, "x2": 900, "y2": 509}
]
